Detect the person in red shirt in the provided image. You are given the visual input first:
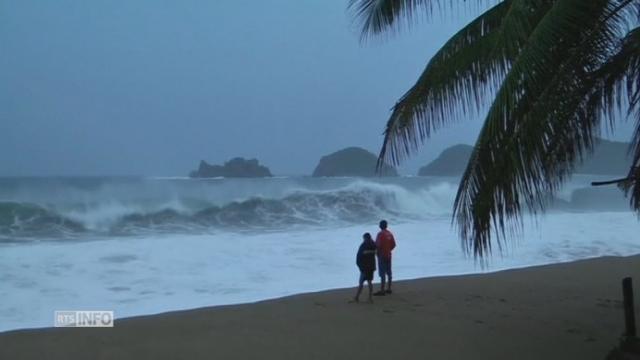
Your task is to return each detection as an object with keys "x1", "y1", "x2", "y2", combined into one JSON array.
[{"x1": 374, "y1": 220, "x2": 396, "y2": 296}]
